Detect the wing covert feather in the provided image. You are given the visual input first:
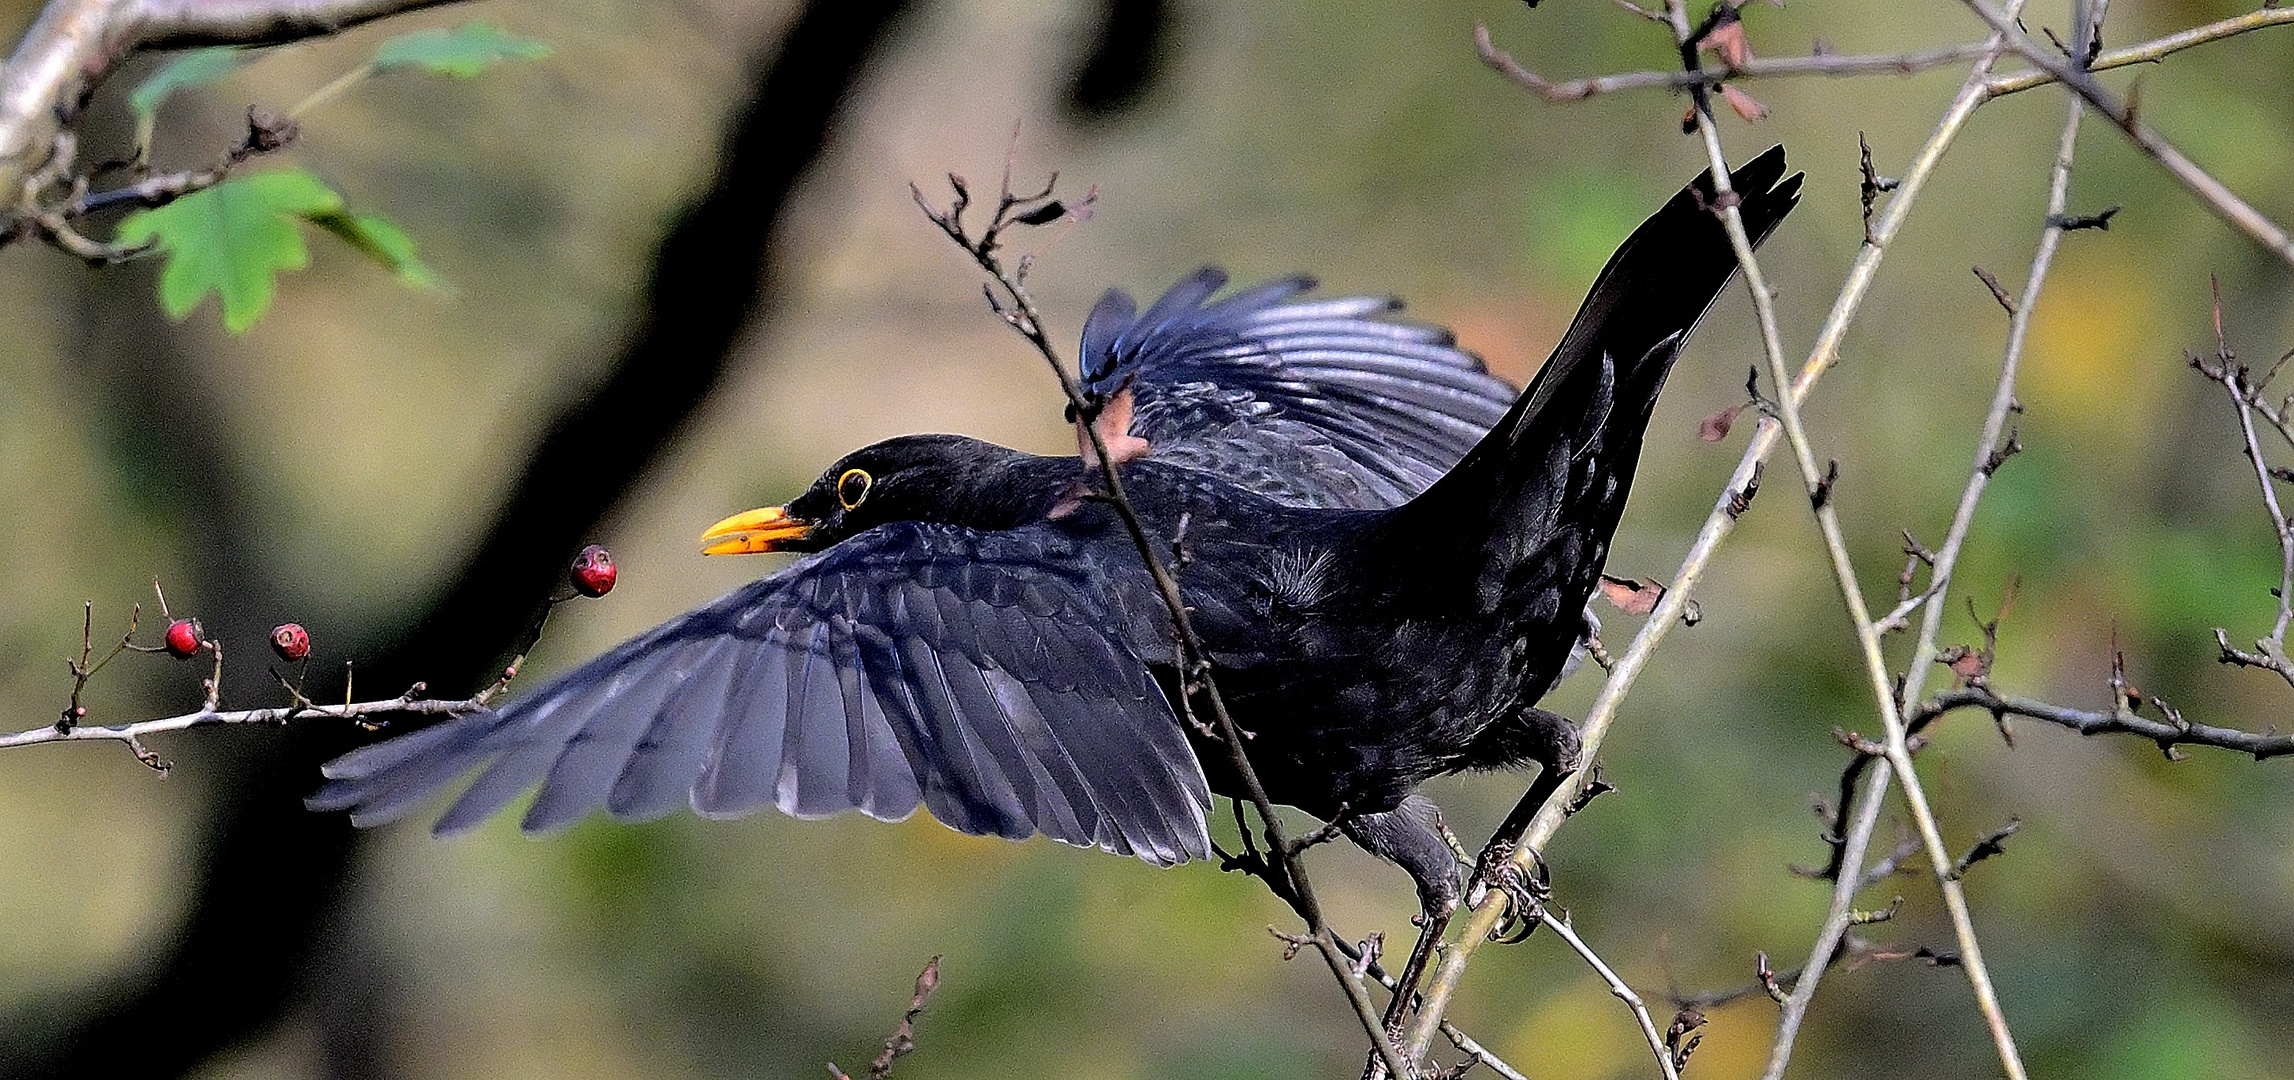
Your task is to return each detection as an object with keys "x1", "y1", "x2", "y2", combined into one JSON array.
[{"x1": 1078, "y1": 269, "x2": 1518, "y2": 509}]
